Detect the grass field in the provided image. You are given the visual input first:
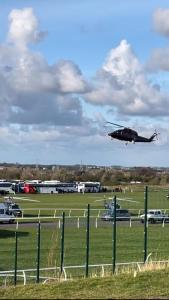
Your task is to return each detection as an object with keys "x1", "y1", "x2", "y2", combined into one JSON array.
[{"x1": 1, "y1": 185, "x2": 169, "y2": 285}]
